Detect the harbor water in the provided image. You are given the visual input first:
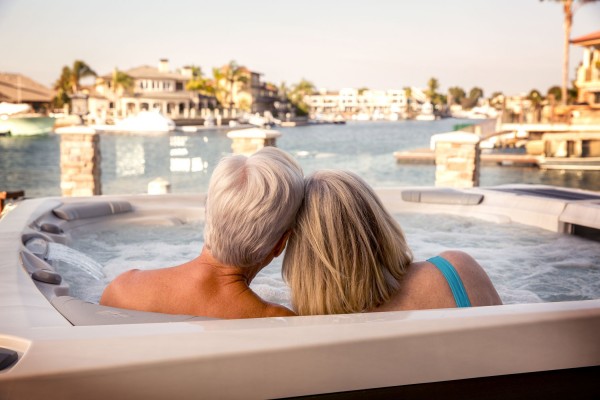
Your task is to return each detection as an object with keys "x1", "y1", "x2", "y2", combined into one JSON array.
[{"x1": 1, "y1": 119, "x2": 600, "y2": 197}]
